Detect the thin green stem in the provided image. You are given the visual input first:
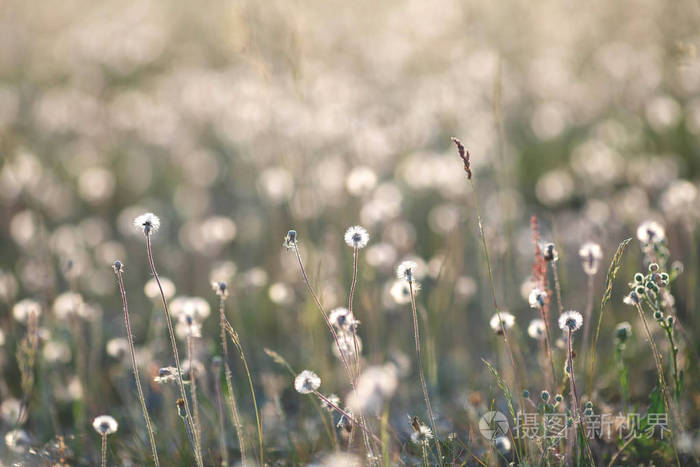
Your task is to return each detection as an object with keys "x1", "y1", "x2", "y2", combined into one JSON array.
[
  {"x1": 409, "y1": 280, "x2": 443, "y2": 464},
  {"x1": 115, "y1": 269, "x2": 159, "y2": 467},
  {"x1": 468, "y1": 179, "x2": 526, "y2": 462},
  {"x1": 145, "y1": 235, "x2": 203, "y2": 467}
]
